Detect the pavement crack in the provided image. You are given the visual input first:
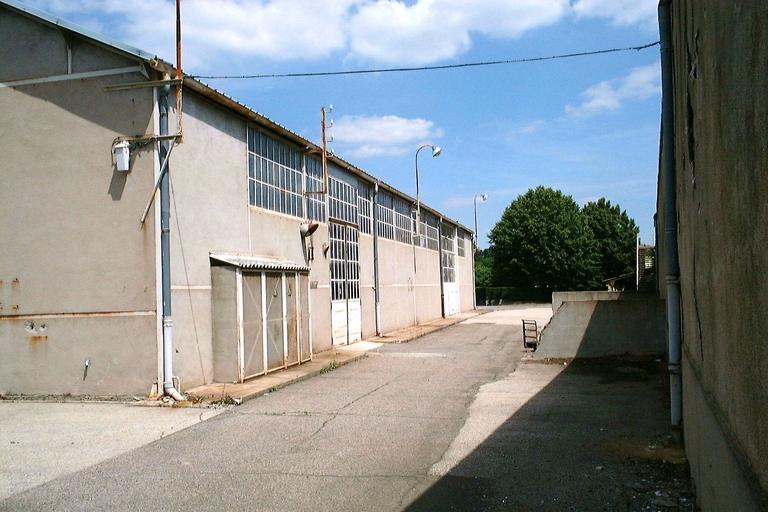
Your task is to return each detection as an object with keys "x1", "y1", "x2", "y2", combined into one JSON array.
[
  {"x1": 306, "y1": 415, "x2": 336, "y2": 441},
  {"x1": 335, "y1": 381, "x2": 392, "y2": 412}
]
